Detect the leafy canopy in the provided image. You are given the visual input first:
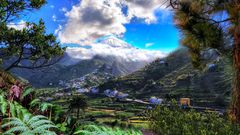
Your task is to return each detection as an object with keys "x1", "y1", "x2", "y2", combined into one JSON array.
[{"x1": 0, "y1": 0, "x2": 65, "y2": 71}]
